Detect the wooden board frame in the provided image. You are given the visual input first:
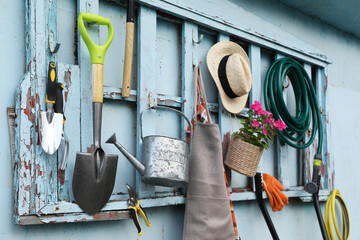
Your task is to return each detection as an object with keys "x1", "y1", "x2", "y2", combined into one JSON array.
[{"x1": 14, "y1": 0, "x2": 332, "y2": 225}]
